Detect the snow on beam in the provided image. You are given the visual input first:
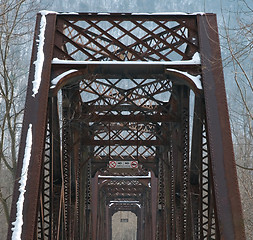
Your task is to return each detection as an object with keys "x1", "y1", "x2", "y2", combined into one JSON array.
[
  {"x1": 11, "y1": 124, "x2": 33, "y2": 240},
  {"x1": 32, "y1": 11, "x2": 58, "y2": 97},
  {"x1": 51, "y1": 12, "x2": 206, "y2": 16},
  {"x1": 50, "y1": 69, "x2": 78, "y2": 89},
  {"x1": 166, "y1": 68, "x2": 202, "y2": 90},
  {"x1": 51, "y1": 53, "x2": 201, "y2": 66},
  {"x1": 32, "y1": 13, "x2": 47, "y2": 97}
]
